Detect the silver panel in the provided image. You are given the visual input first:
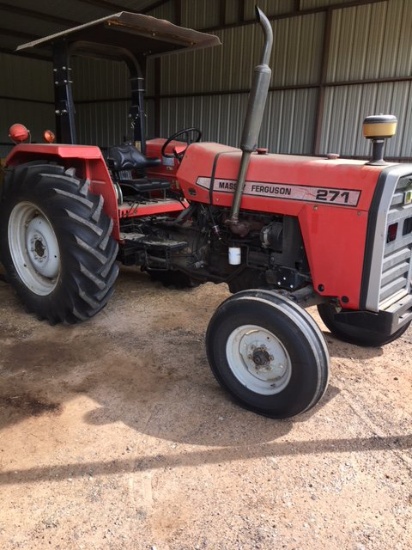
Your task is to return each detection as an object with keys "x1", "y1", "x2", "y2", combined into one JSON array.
[
  {"x1": 225, "y1": 0, "x2": 239, "y2": 25},
  {"x1": 159, "y1": 94, "x2": 248, "y2": 146},
  {"x1": 145, "y1": 58, "x2": 156, "y2": 97},
  {"x1": 327, "y1": 3, "x2": 383, "y2": 82},
  {"x1": 300, "y1": 0, "x2": 352, "y2": 8},
  {"x1": 147, "y1": 2, "x2": 177, "y2": 23},
  {"x1": 72, "y1": 57, "x2": 129, "y2": 102},
  {"x1": 145, "y1": 99, "x2": 156, "y2": 139},
  {"x1": 181, "y1": 0, "x2": 220, "y2": 29},
  {"x1": 380, "y1": 0, "x2": 412, "y2": 78},
  {"x1": 1, "y1": 13, "x2": 65, "y2": 50},
  {"x1": 159, "y1": 12, "x2": 324, "y2": 96},
  {"x1": 158, "y1": 88, "x2": 317, "y2": 155},
  {"x1": 327, "y1": 1, "x2": 412, "y2": 82},
  {"x1": 270, "y1": 13, "x2": 324, "y2": 87},
  {"x1": 0, "y1": 0, "x2": 156, "y2": 22},
  {"x1": 0, "y1": 53, "x2": 53, "y2": 101},
  {"x1": 75, "y1": 100, "x2": 130, "y2": 147},
  {"x1": 262, "y1": 89, "x2": 319, "y2": 154},
  {"x1": 159, "y1": 25, "x2": 255, "y2": 96},
  {"x1": 319, "y1": 82, "x2": 412, "y2": 158},
  {"x1": 244, "y1": 0, "x2": 296, "y2": 20},
  {"x1": 364, "y1": 165, "x2": 412, "y2": 312}
]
